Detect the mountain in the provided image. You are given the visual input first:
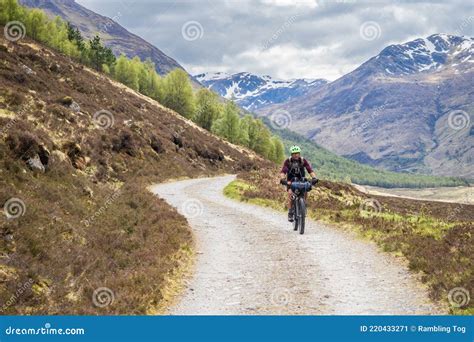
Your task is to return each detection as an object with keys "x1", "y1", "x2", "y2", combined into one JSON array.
[
  {"x1": 195, "y1": 71, "x2": 327, "y2": 111},
  {"x1": 258, "y1": 34, "x2": 474, "y2": 178},
  {"x1": 372, "y1": 34, "x2": 473, "y2": 76},
  {"x1": 19, "y1": 0, "x2": 185, "y2": 76}
]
